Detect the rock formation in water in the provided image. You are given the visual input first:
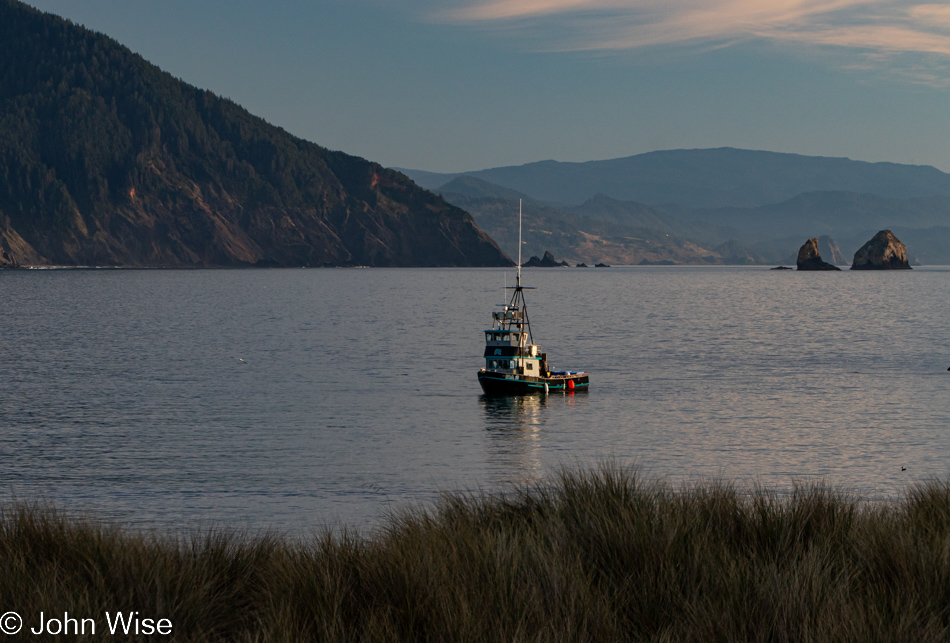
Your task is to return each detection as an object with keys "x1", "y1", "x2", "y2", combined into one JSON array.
[
  {"x1": 851, "y1": 230, "x2": 912, "y2": 270},
  {"x1": 797, "y1": 238, "x2": 841, "y2": 271},
  {"x1": 522, "y1": 251, "x2": 569, "y2": 267}
]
